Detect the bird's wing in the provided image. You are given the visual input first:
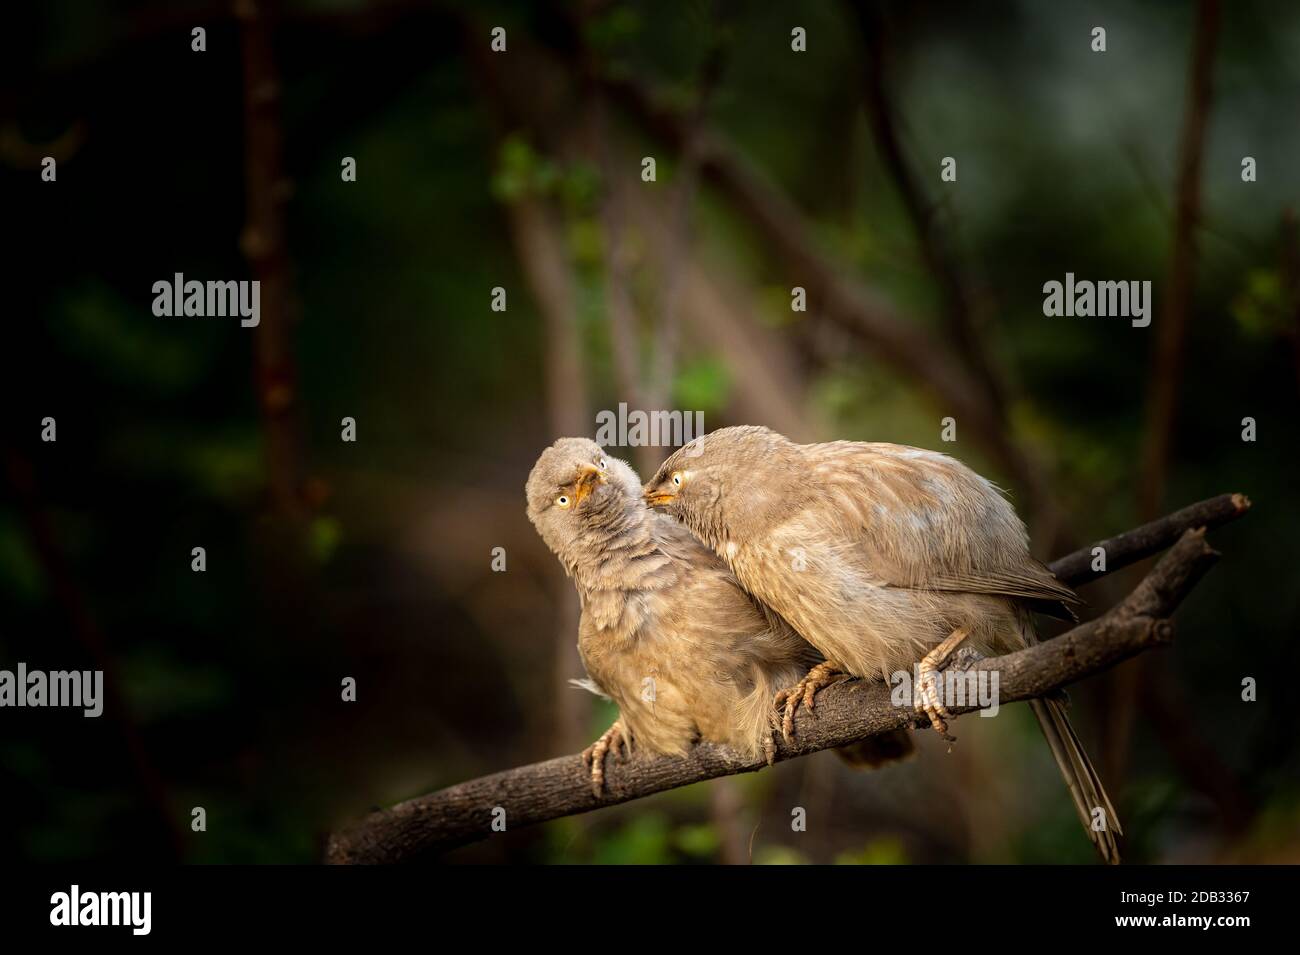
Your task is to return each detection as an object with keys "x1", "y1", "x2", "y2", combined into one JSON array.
[
  {"x1": 801, "y1": 441, "x2": 1079, "y2": 612},
  {"x1": 920, "y1": 567, "x2": 1078, "y2": 603},
  {"x1": 652, "y1": 513, "x2": 821, "y2": 660}
]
